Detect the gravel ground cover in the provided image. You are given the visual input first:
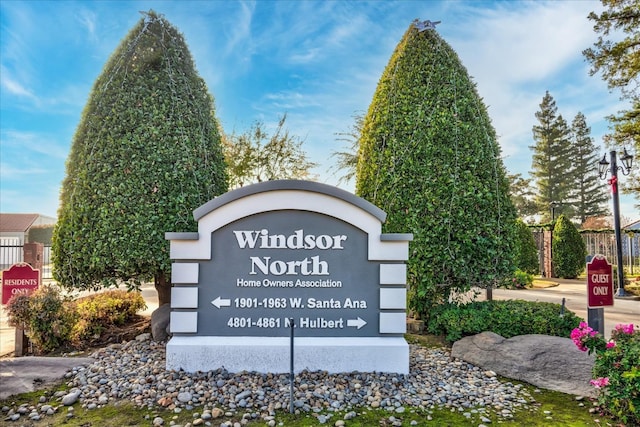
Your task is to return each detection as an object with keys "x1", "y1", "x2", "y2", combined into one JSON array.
[{"x1": 2, "y1": 333, "x2": 535, "y2": 426}]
